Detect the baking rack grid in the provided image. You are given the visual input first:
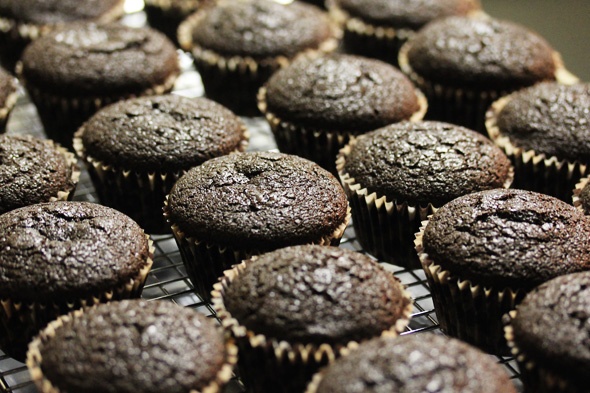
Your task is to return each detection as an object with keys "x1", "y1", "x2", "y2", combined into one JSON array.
[{"x1": 0, "y1": 15, "x2": 522, "y2": 393}]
